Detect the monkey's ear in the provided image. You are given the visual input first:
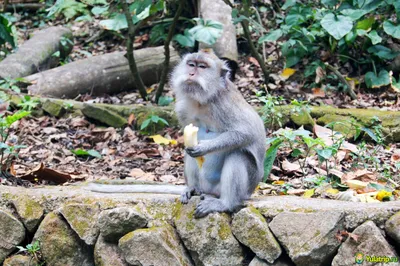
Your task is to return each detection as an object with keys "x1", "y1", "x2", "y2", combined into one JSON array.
[{"x1": 220, "y1": 64, "x2": 231, "y2": 80}]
